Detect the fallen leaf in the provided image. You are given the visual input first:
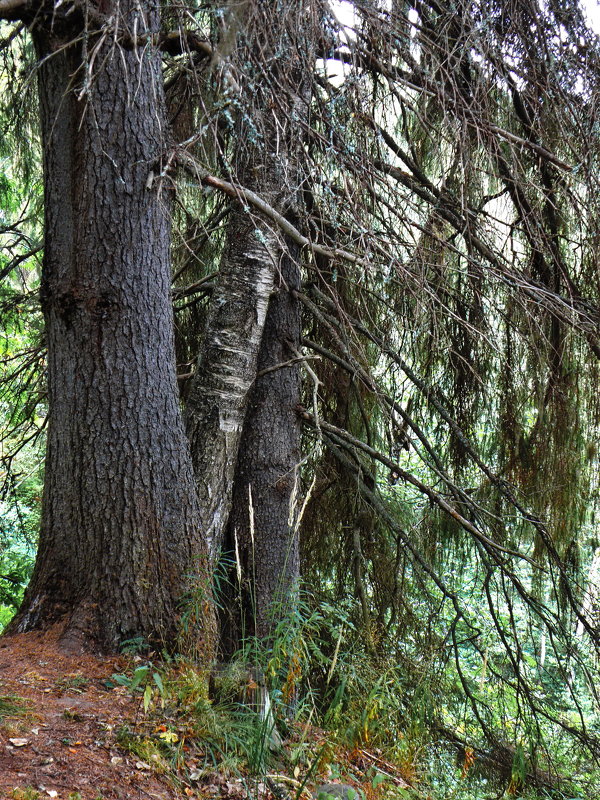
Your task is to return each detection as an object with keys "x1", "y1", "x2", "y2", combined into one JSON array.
[
  {"x1": 111, "y1": 756, "x2": 123, "y2": 765},
  {"x1": 46, "y1": 792, "x2": 58, "y2": 798},
  {"x1": 135, "y1": 761, "x2": 151, "y2": 770},
  {"x1": 9, "y1": 738, "x2": 29, "y2": 747}
]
